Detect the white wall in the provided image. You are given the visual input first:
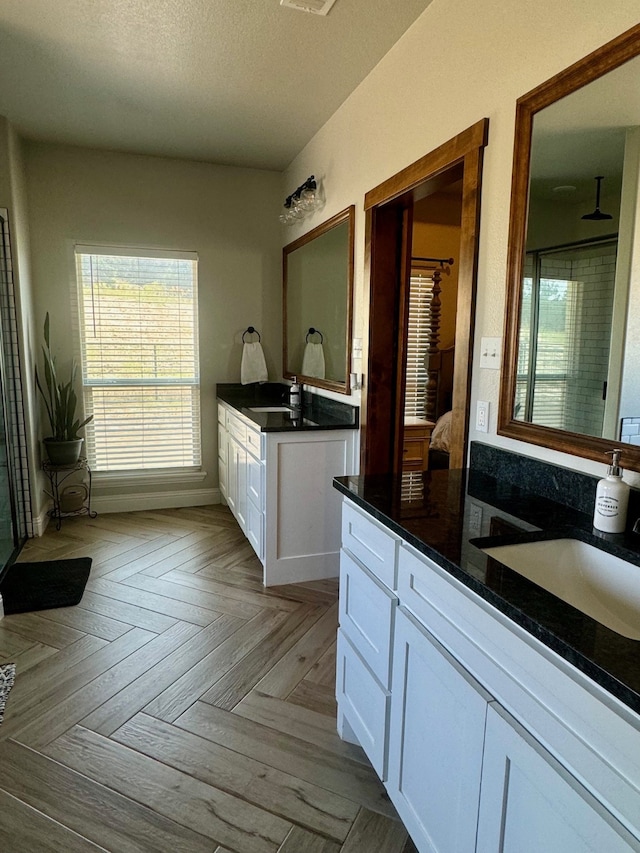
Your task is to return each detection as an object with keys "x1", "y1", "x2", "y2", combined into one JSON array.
[
  {"x1": 24, "y1": 142, "x2": 282, "y2": 512},
  {"x1": 282, "y1": 0, "x2": 640, "y2": 480}
]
